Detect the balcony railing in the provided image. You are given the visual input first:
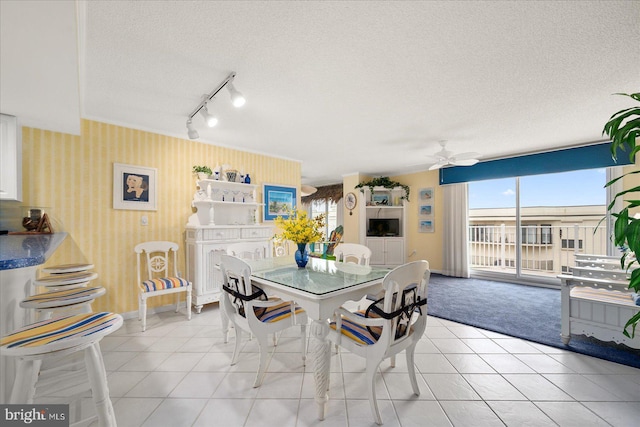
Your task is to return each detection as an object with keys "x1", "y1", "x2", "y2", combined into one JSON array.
[{"x1": 469, "y1": 224, "x2": 609, "y2": 278}]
